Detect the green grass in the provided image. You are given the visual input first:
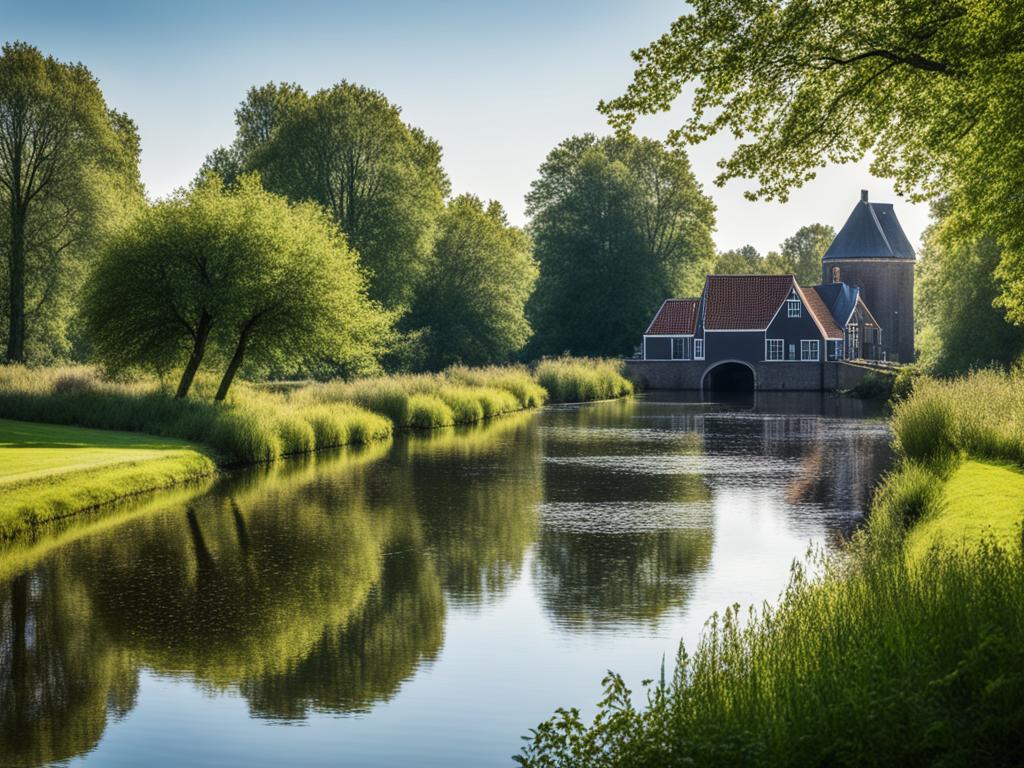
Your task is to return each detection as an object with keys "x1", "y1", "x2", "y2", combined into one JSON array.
[
  {"x1": 907, "y1": 460, "x2": 1024, "y2": 562},
  {"x1": 516, "y1": 371, "x2": 1024, "y2": 768},
  {"x1": 0, "y1": 366, "x2": 392, "y2": 465},
  {"x1": 0, "y1": 418, "x2": 216, "y2": 538},
  {"x1": 535, "y1": 356, "x2": 633, "y2": 403}
]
